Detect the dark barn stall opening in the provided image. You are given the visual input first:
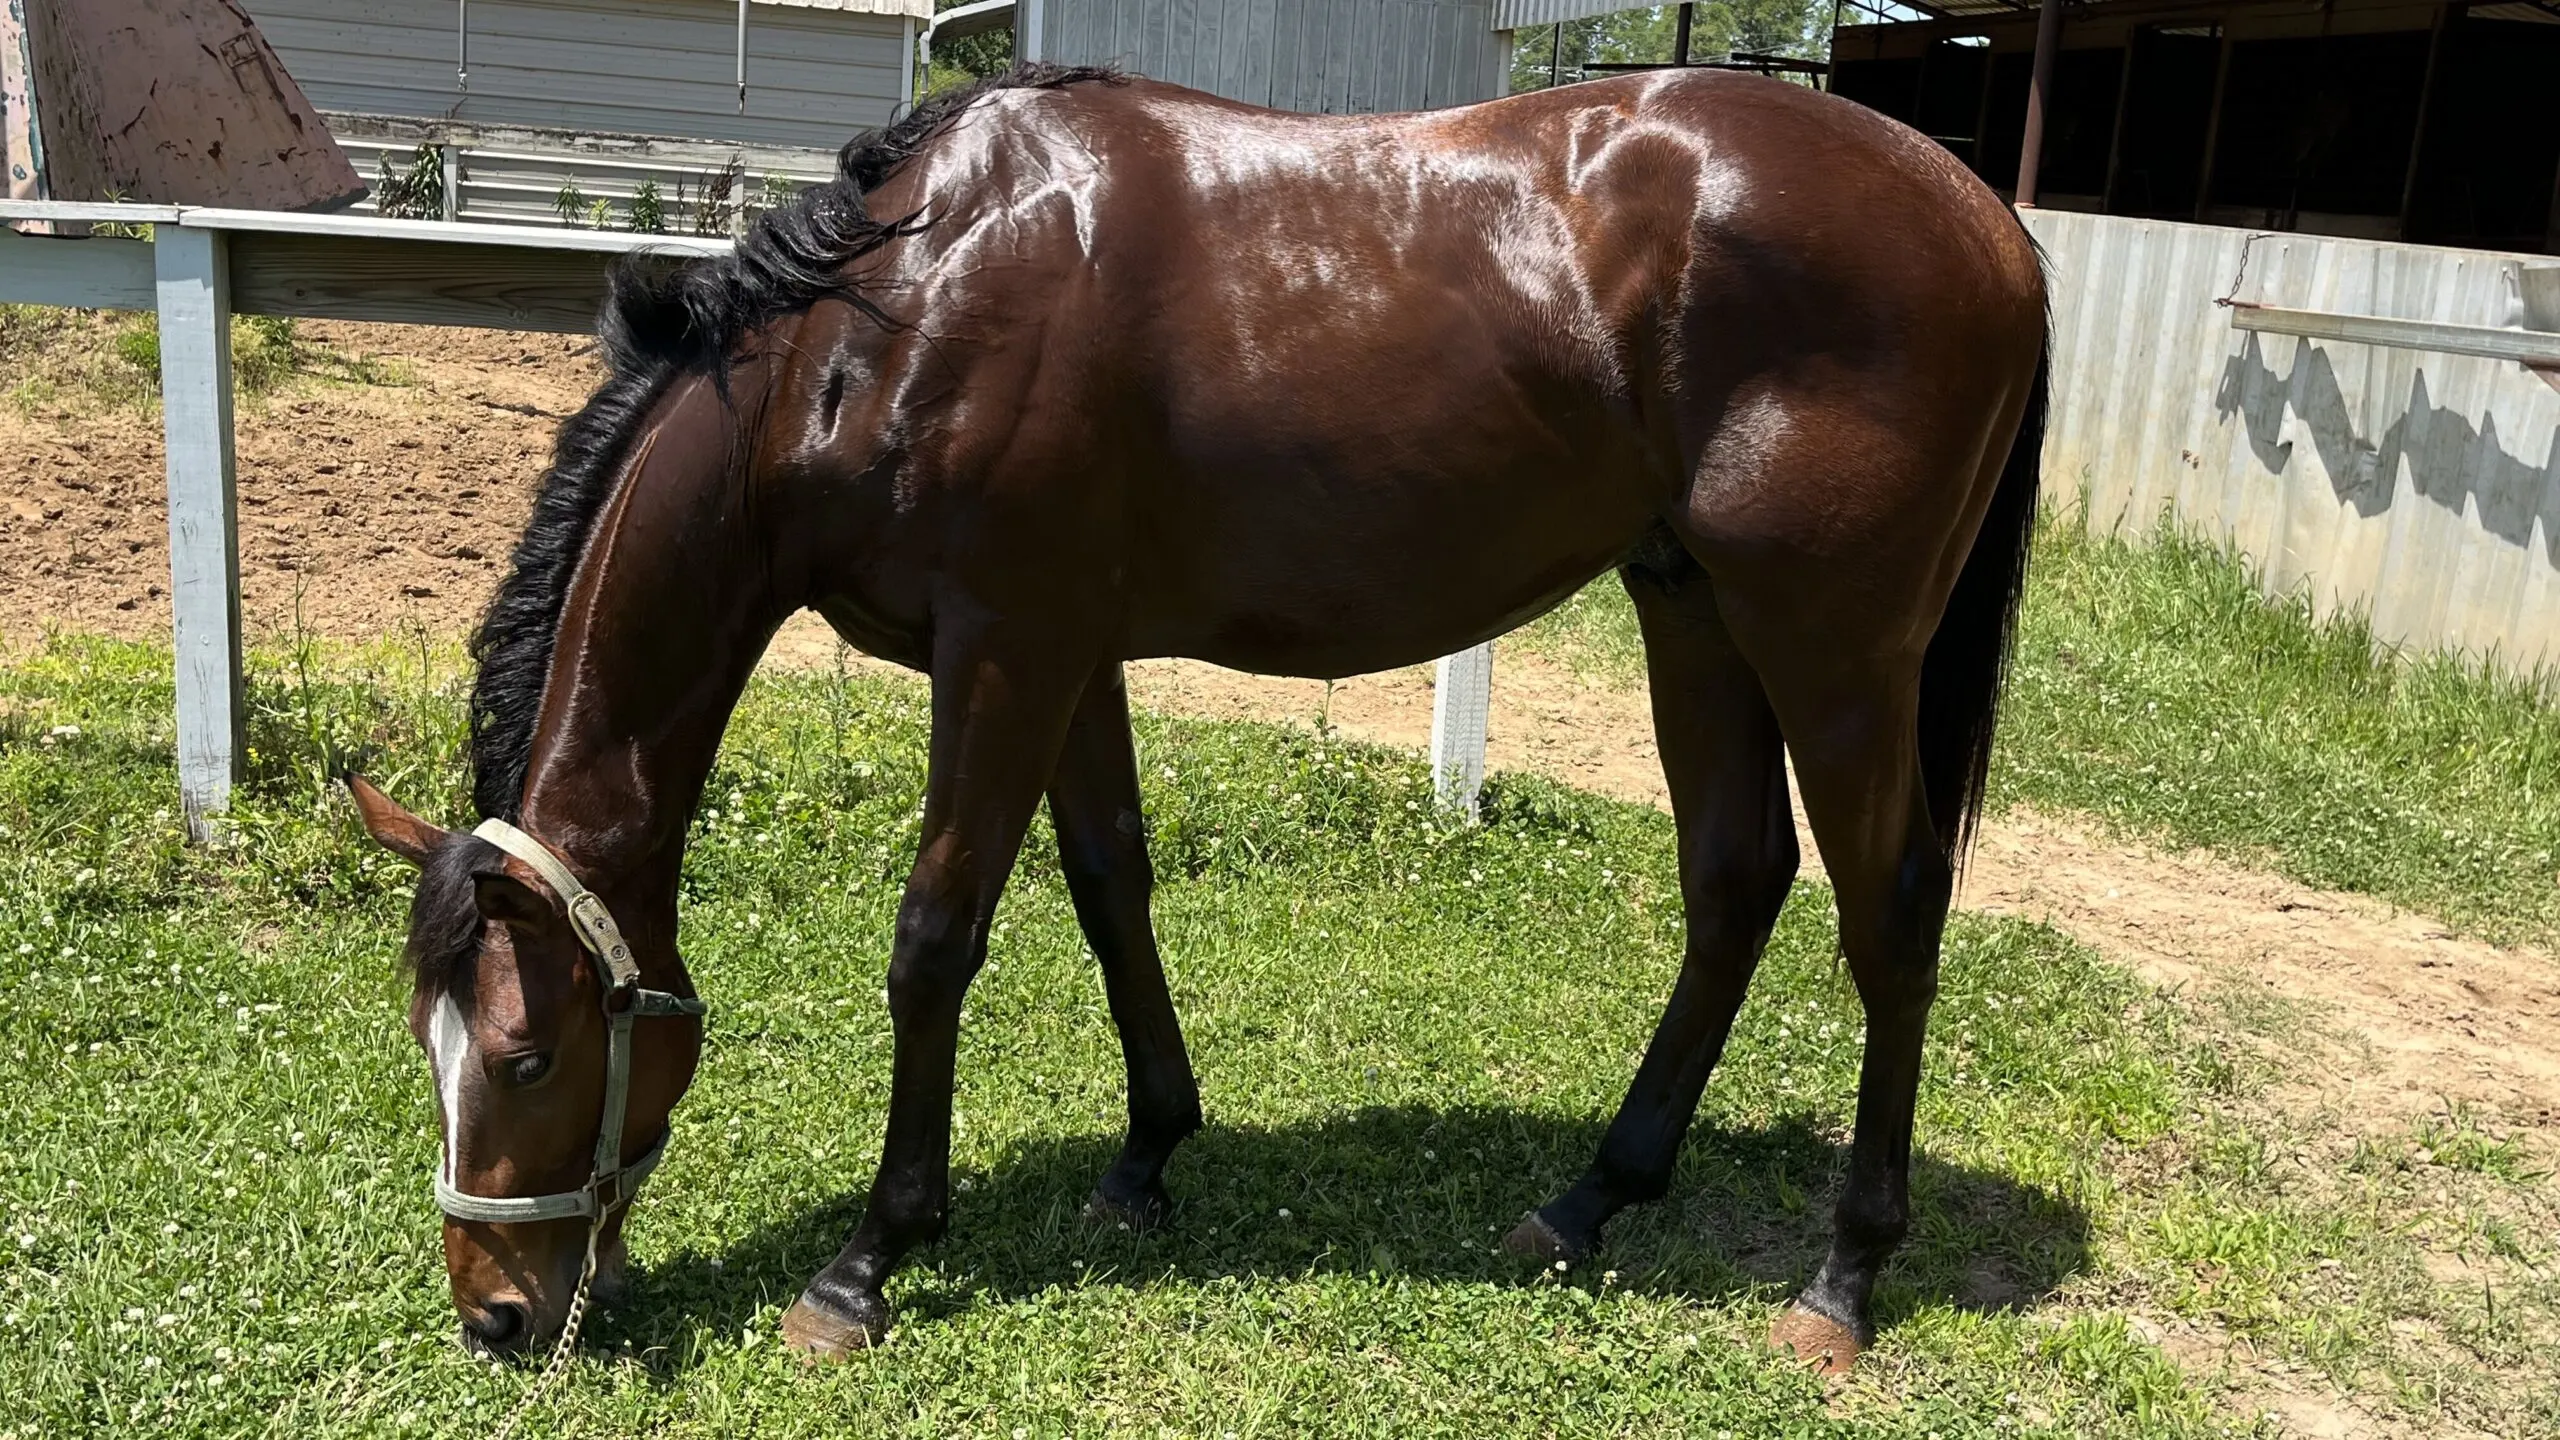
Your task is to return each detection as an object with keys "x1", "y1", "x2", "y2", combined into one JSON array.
[{"x1": 1828, "y1": 0, "x2": 2560, "y2": 254}]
